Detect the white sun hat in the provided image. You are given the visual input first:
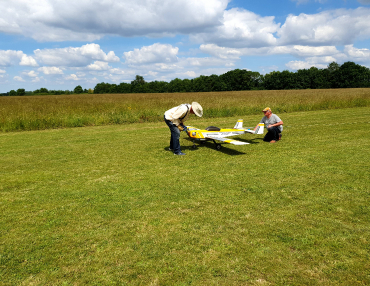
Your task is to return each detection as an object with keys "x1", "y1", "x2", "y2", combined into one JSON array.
[{"x1": 192, "y1": 102, "x2": 203, "y2": 117}]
